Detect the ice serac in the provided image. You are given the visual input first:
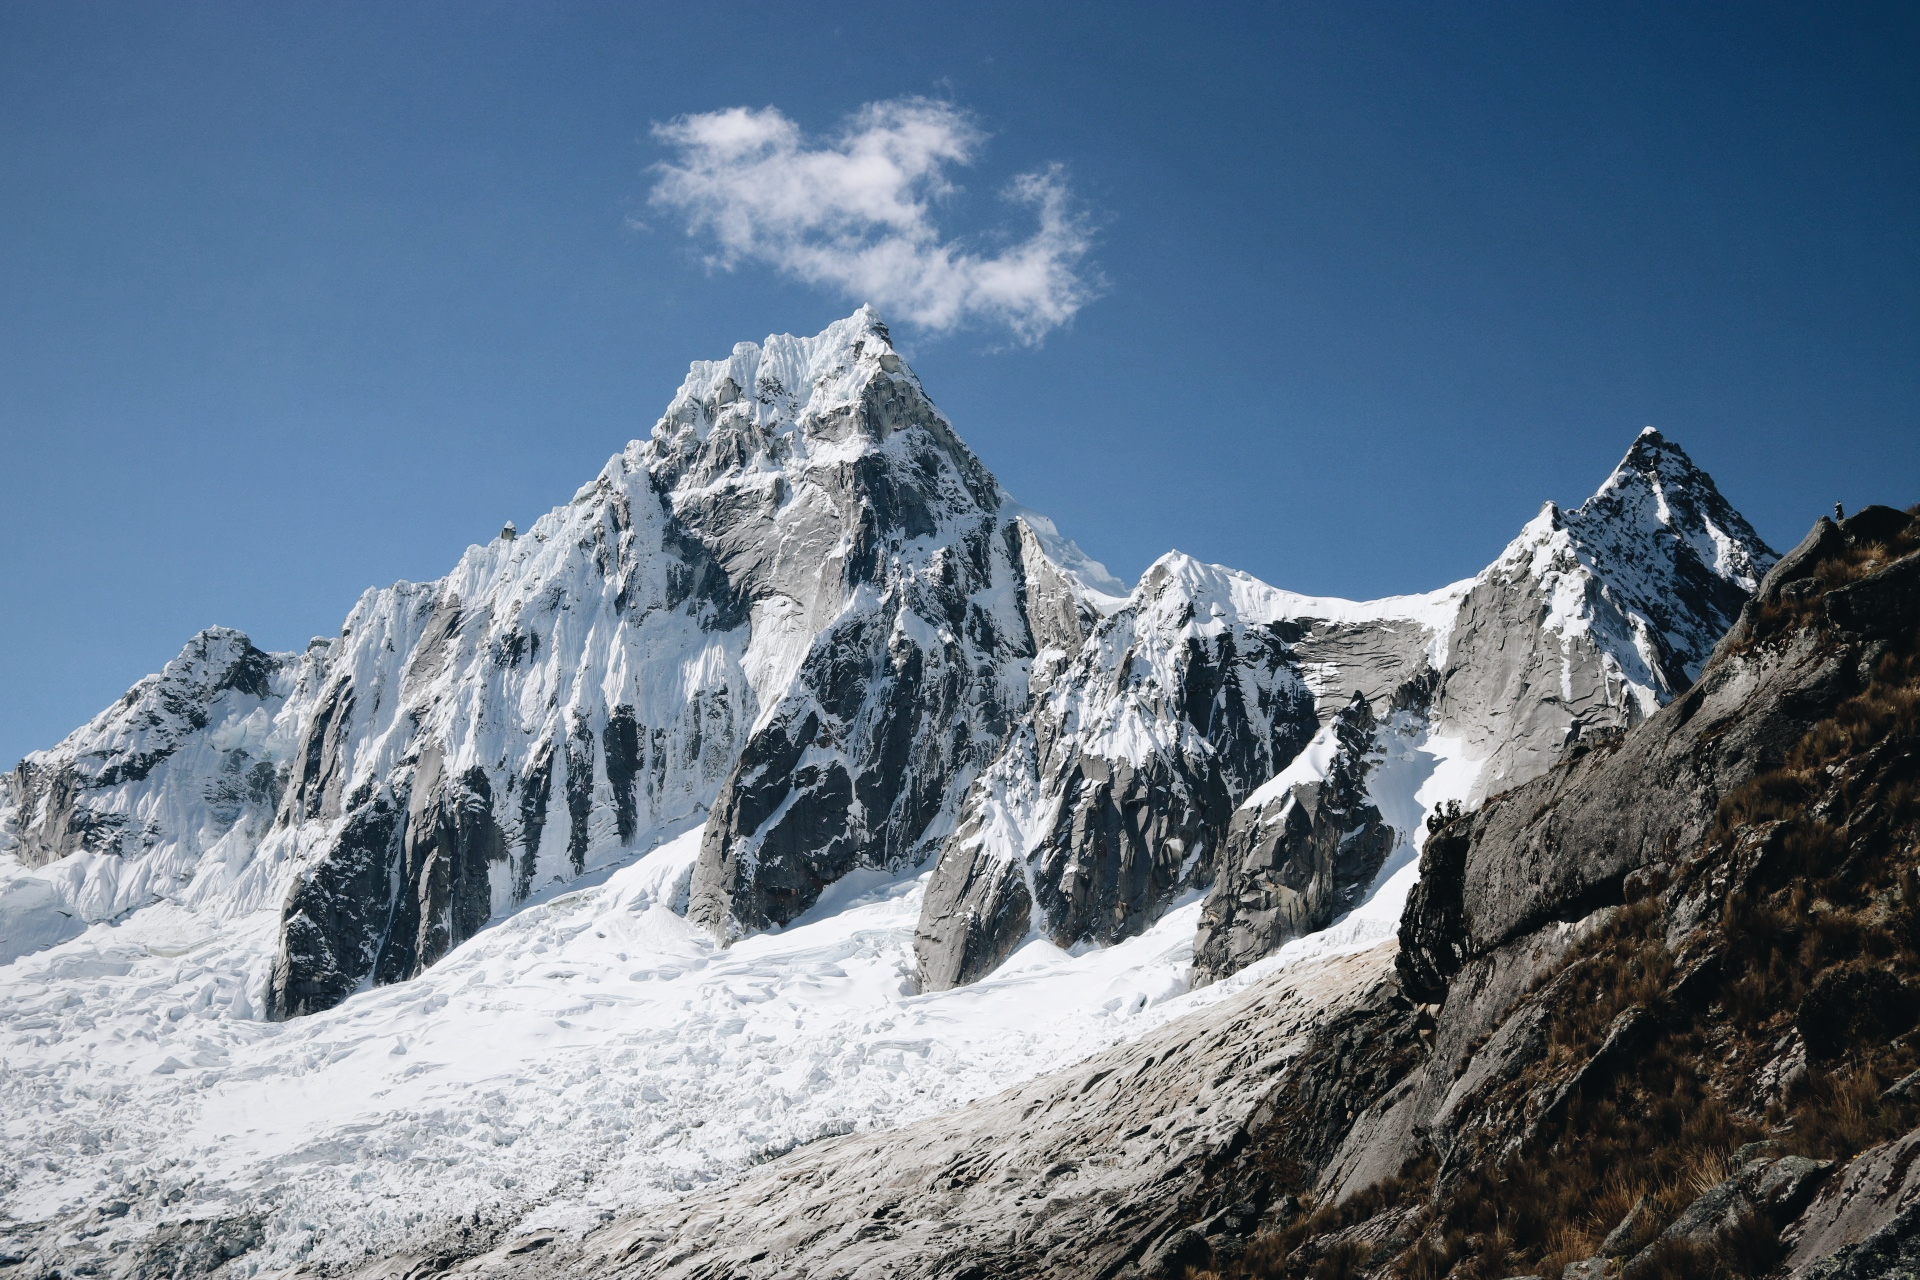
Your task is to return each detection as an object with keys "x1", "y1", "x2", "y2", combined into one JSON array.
[{"x1": 1433, "y1": 427, "x2": 1775, "y2": 800}]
